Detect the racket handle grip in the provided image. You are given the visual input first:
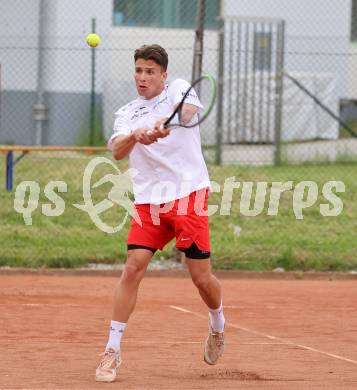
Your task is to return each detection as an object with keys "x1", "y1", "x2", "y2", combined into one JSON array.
[{"x1": 163, "y1": 113, "x2": 178, "y2": 129}]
